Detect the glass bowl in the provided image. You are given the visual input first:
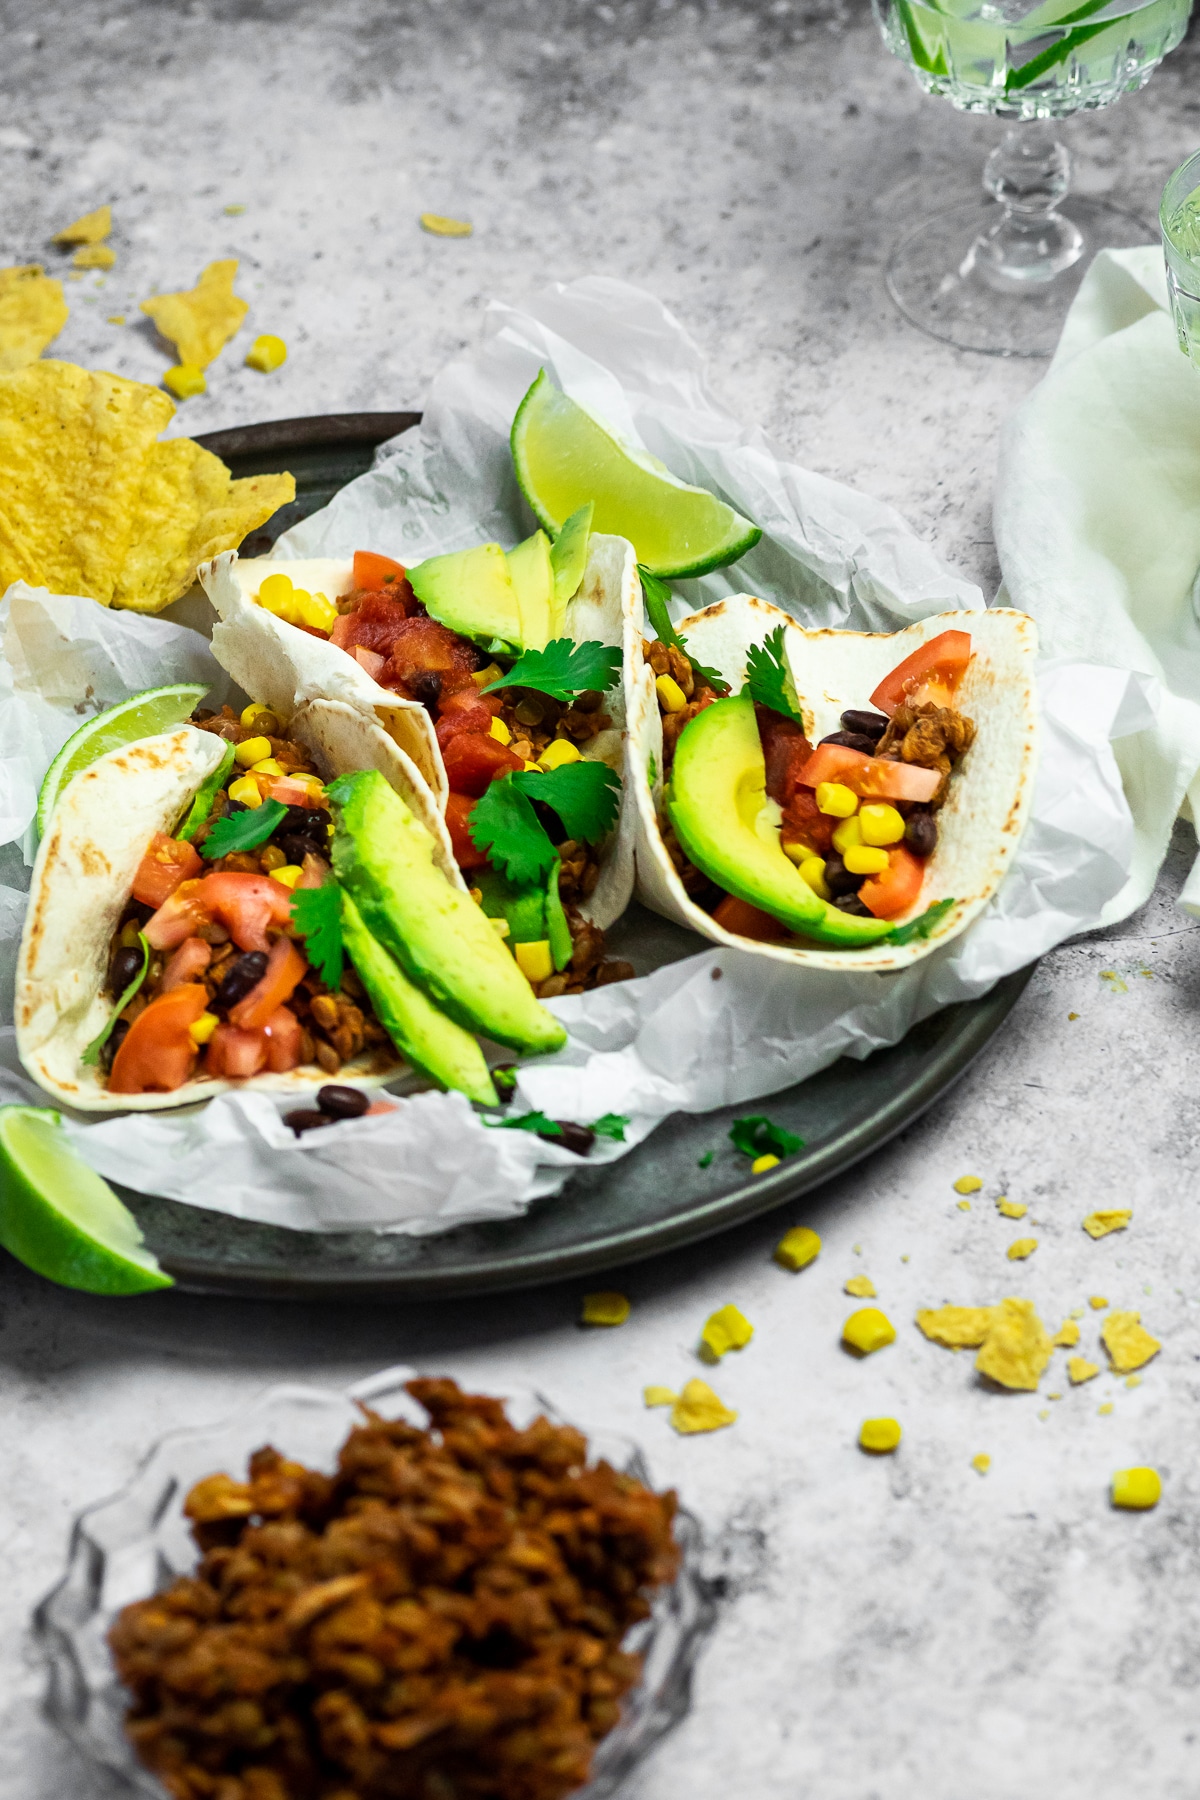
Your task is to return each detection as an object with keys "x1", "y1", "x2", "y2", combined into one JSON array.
[{"x1": 31, "y1": 1366, "x2": 716, "y2": 1798}]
